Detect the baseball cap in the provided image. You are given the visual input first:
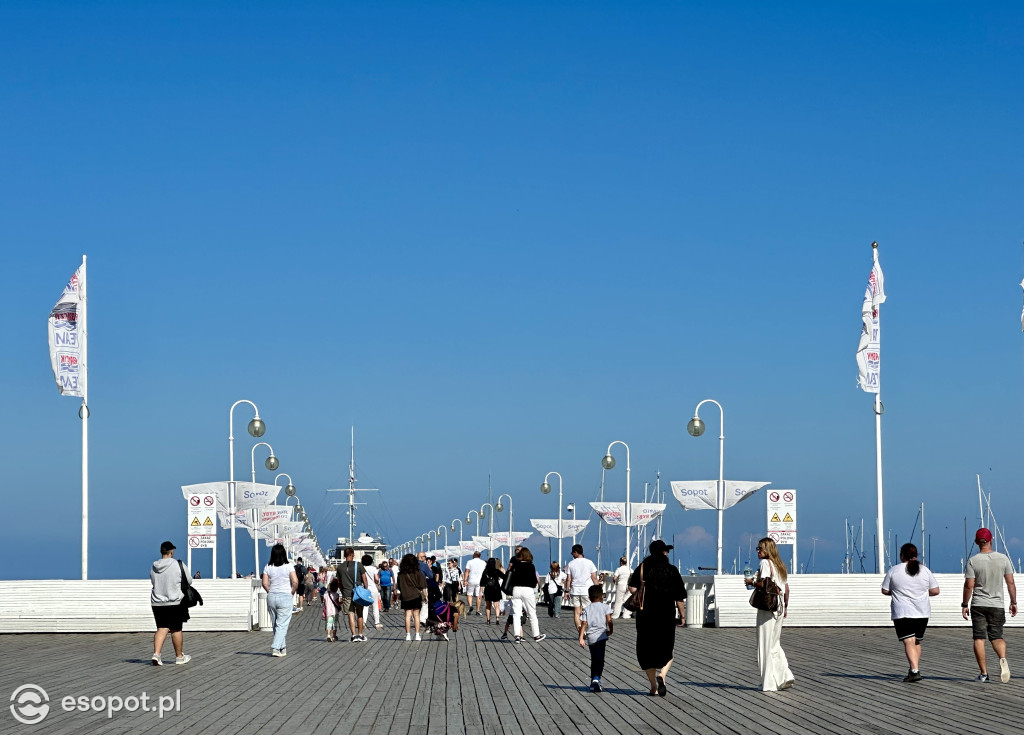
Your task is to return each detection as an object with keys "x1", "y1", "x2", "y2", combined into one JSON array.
[
  {"x1": 975, "y1": 528, "x2": 993, "y2": 544},
  {"x1": 160, "y1": 541, "x2": 176, "y2": 554},
  {"x1": 649, "y1": 539, "x2": 674, "y2": 554}
]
